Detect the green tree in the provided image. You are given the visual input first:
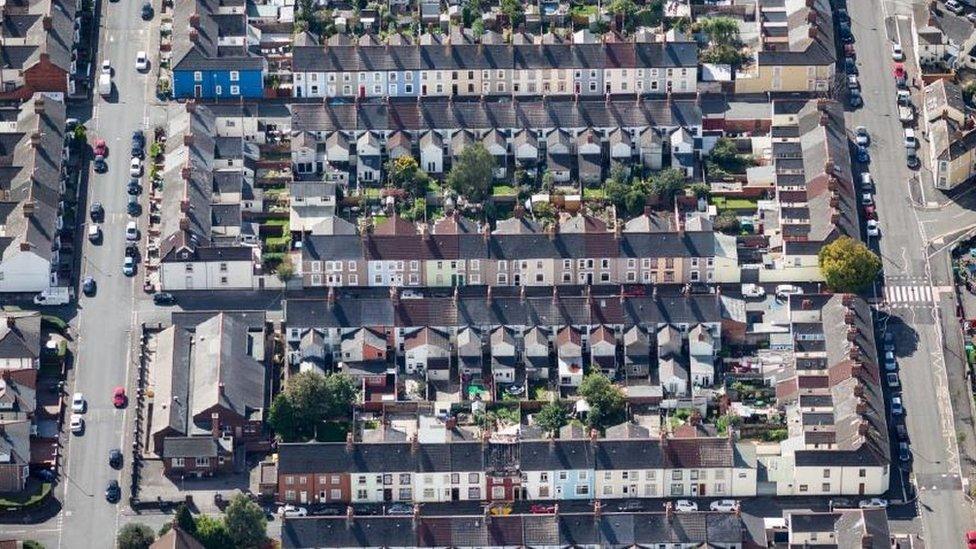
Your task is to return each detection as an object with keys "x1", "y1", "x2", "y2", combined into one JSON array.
[
  {"x1": 174, "y1": 504, "x2": 197, "y2": 536},
  {"x1": 224, "y1": 494, "x2": 267, "y2": 548},
  {"x1": 472, "y1": 18, "x2": 485, "y2": 36},
  {"x1": 276, "y1": 255, "x2": 295, "y2": 283},
  {"x1": 447, "y1": 143, "x2": 495, "y2": 202},
  {"x1": 194, "y1": 515, "x2": 233, "y2": 549},
  {"x1": 646, "y1": 168, "x2": 687, "y2": 204},
  {"x1": 386, "y1": 155, "x2": 430, "y2": 198},
  {"x1": 269, "y1": 371, "x2": 359, "y2": 442},
  {"x1": 500, "y1": 0, "x2": 524, "y2": 27},
  {"x1": 535, "y1": 400, "x2": 568, "y2": 435},
  {"x1": 818, "y1": 236, "x2": 882, "y2": 292},
  {"x1": 578, "y1": 373, "x2": 626, "y2": 430},
  {"x1": 689, "y1": 182, "x2": 711, "y2": 199},
  {"x1": 713, "y1": 210, "x2": 740, "y2": 235},
  {"x1": 699, "y1": 17, "x2": 739, "y2": 47},
  {"x1": 23, "y1": 542, "x2": 45, "y2": 549},
  {"x1": 73, "y1": 124, "x2": 87, "y2": 144},
  {"x1": 117, "y1": 523, "x2": 155, "y2": 549}
]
